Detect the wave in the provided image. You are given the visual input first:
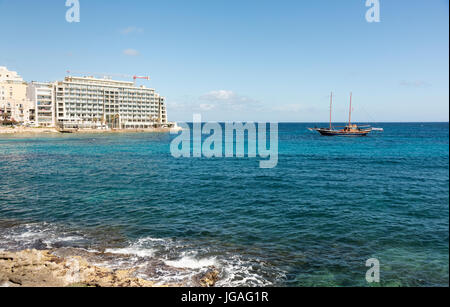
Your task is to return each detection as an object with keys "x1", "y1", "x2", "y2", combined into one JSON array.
[
  {"x1": 104, "y1": 237, "x2": 163, "y2": 258},
  {"x1": 0, "y1": 222, "x2": 286, "y2": 287},
  {"x1": 0, "y1": 222, "x2": 87, "y2": 251},
  {"x1": 104, "y1": 236, "x2": 286, "y2": 287},
  {"x1": 164, "y1": 254, "x2": 217, "y2": 269}
]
